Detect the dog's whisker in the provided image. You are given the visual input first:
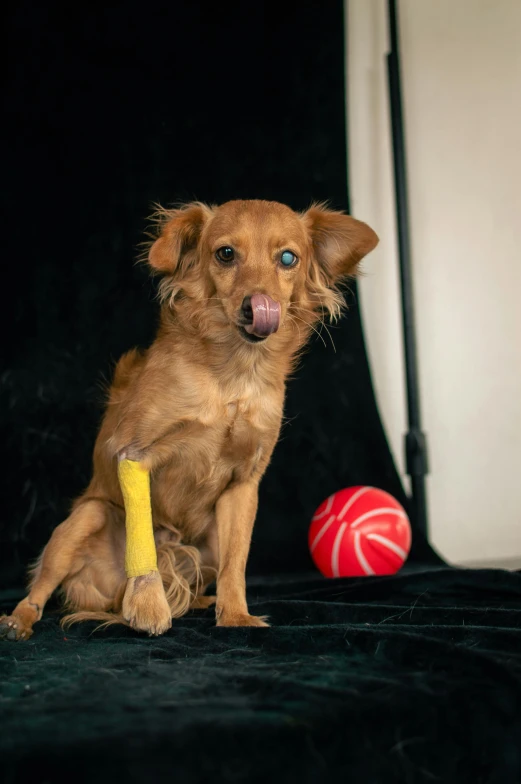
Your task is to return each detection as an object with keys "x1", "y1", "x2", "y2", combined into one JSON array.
[
  {"x1": 288, "y1": 303, "x2": 338, "y2": 352},
  {"x1": 318, "y1": 321, "x2": 337, "y2": 353},
  {"x1": 287, "y1": 312, "x2": 328, "y2": 350},
  {"x1": 285, "y1": 313, "x2": 303, "y2": 344}
]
